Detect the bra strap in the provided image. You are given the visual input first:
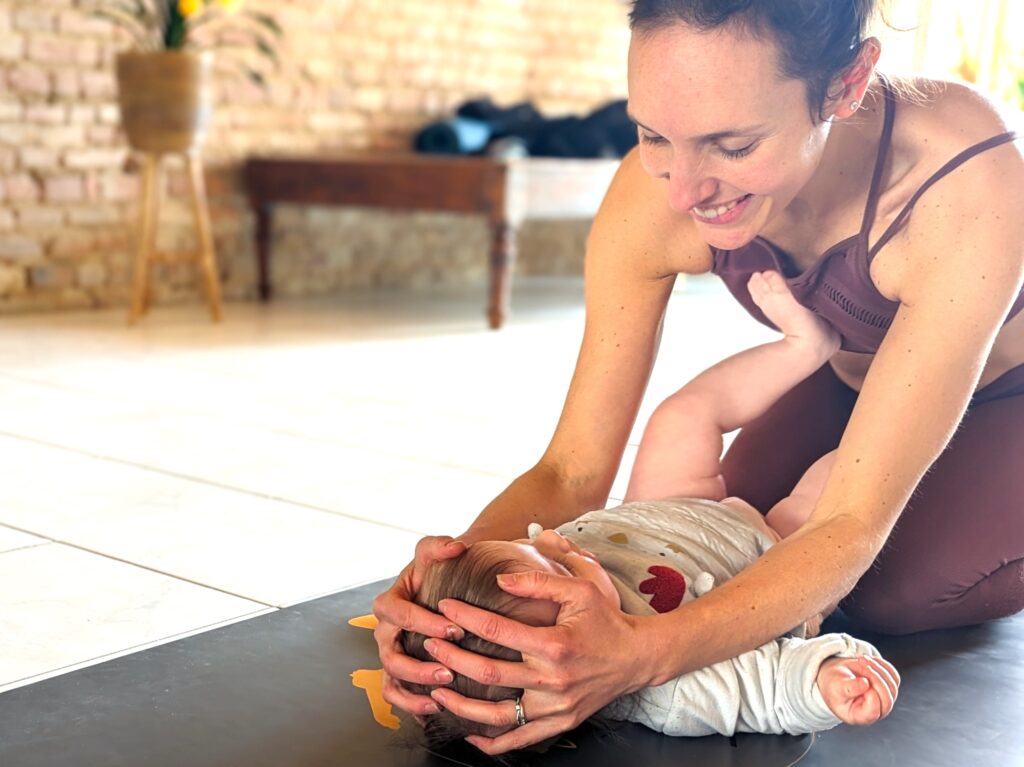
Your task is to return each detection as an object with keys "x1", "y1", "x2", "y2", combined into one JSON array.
[
  {"x1": 868, "y1": 131, "x2": 1020, "y2": 259},
  {"x1": 859, "y1": 76, "x2": 897, "y2": 238}
]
